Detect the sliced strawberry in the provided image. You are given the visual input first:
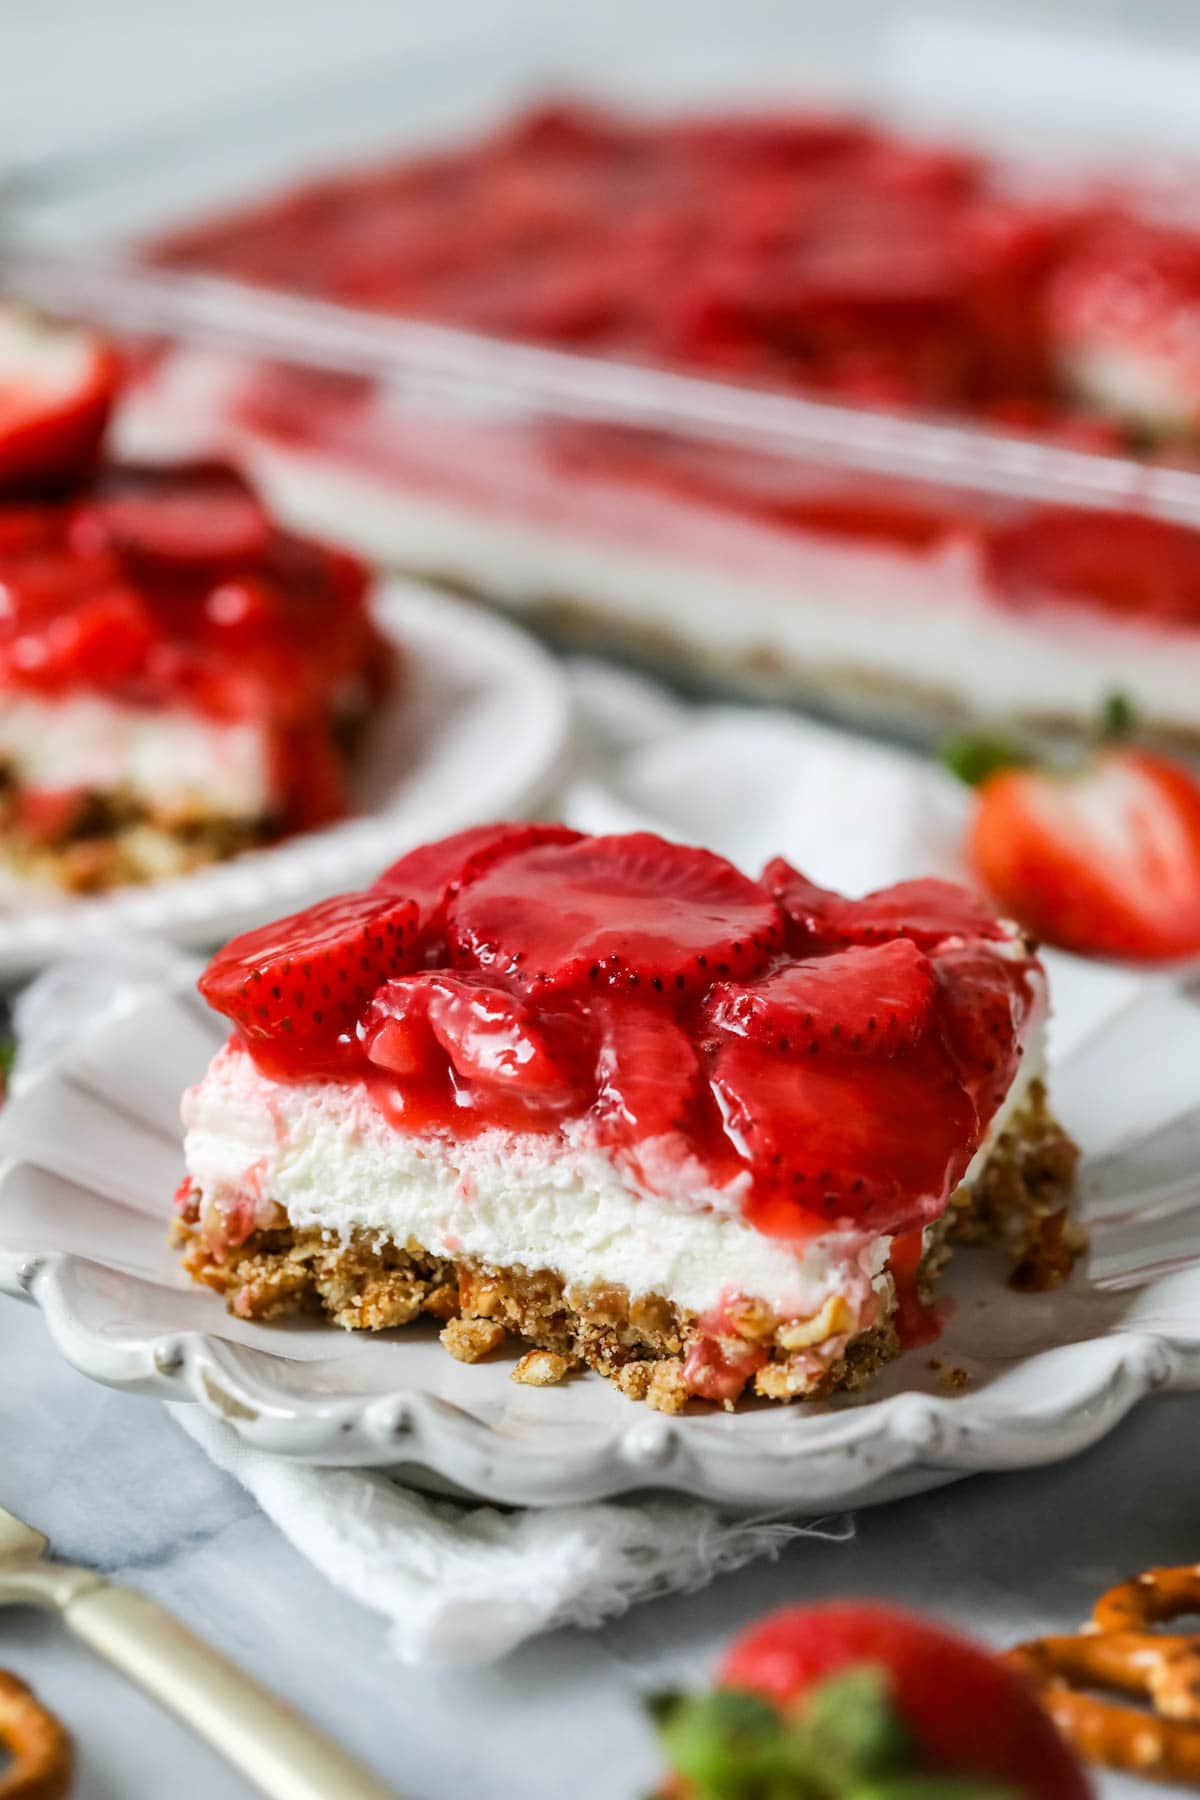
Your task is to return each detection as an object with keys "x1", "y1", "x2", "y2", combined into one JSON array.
[
  {"x1": 449, "y1": 832, "x2": 784, "y2": 995},
  {"x1": 70, "y1": 462, "x2": 272, "y2": 571},
  {"x1": 711, "y1": 1034, "x2": 975, "y2": 1235},
  {"x1": 935, "y1": 942, "x2": 1033, "y2": 1124},
  {"x1": 0, "y1": 308, "x2": 119, "y2": 494},
  {"x1": 363, "y1": 971, "x2": 576, "y2": 1110},
  {"x1": 969, "y1": 745, "x2": 1200, "y2": 961},
  {"x1": 714, "y1": 1602, "x2": 1090, "y2": 1800},
  {"x1": 373, "y1": 821, "x2": 582, "y2": 947},
  {"x1": 763, "y1": 859, "x2": 1007, "y2": 951},
  {"x1": 589, "y1": 995, "x2": 700, "y2": 1140},
  {"x1": 198, "y1": 890, "x2": 421, "y2": 1075},
  {"x1": 705, "y1": 939, "x2": 936, "y2": 1057}
]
